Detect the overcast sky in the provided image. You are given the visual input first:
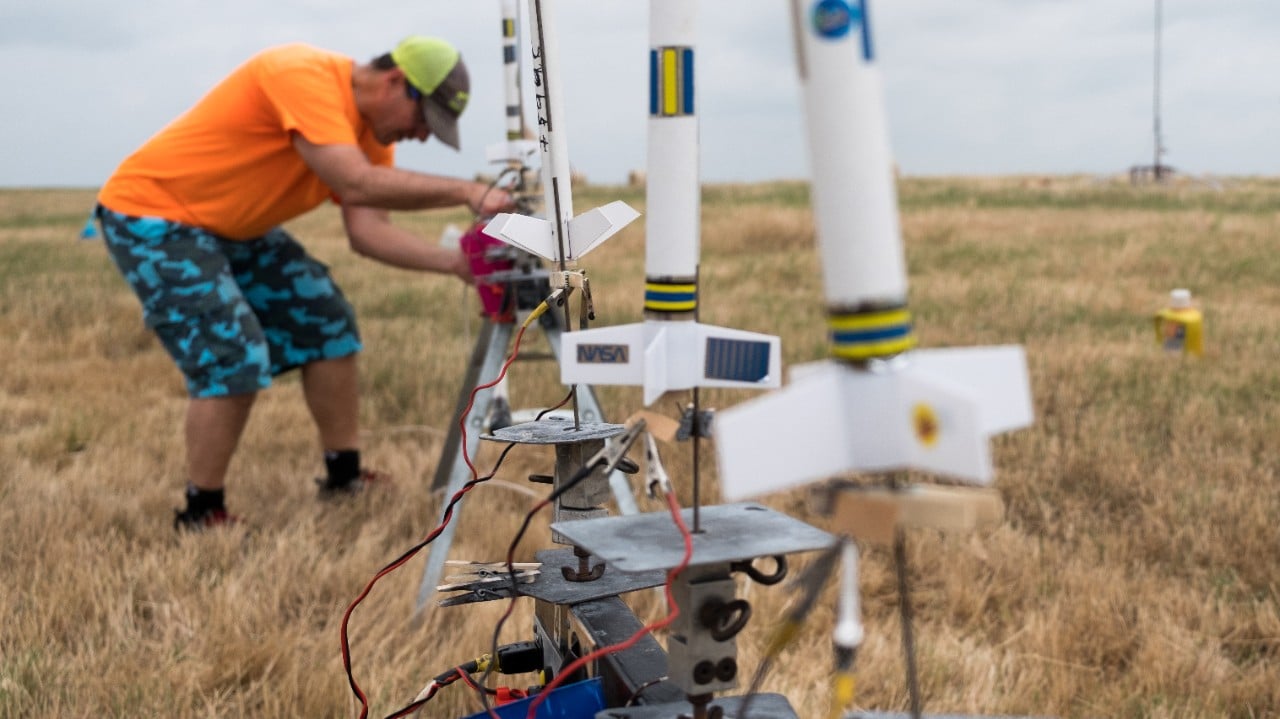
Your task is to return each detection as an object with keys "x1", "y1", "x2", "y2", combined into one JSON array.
[{"x1": 1, "y1": 1, "x2": 1275, "y2": 188}]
